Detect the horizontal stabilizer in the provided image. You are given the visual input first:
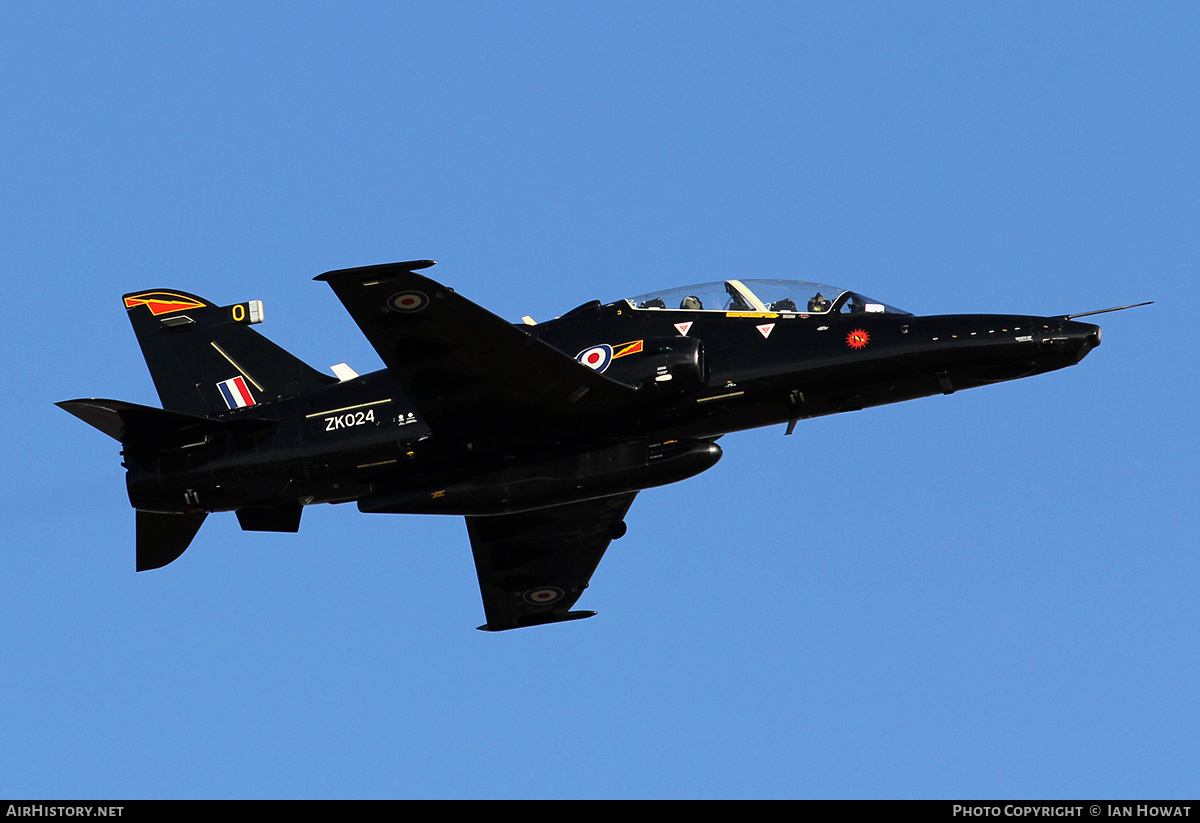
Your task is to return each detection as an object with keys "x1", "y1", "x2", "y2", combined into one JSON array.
[
  {"x1": 137, "y1": 510, "x2": 206, "y2": 571},
  {"x1": 57, "y1": 398, "x2": 275, "y2": 446}
]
